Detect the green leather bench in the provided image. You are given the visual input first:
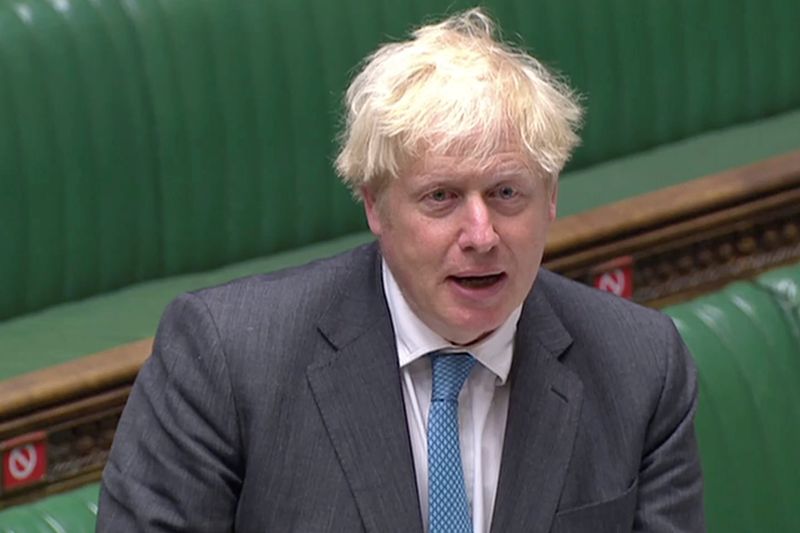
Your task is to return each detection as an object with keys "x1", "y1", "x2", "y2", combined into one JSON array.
[
  {"x1": 3, "y1": 262, "x2": 800, "y2": 531},
  {"x1": 2, "y1": 0, "x2": 800, "y2": 381},
  {"x1": 667, "y1": 264, "x2": 800, "y2": 532},
  {"x1": 2, "y1": 0, "x2": 800, "y2": 528},
  {"x1": 0, "y1": 483, "x2": 98, "y2": 532}
]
